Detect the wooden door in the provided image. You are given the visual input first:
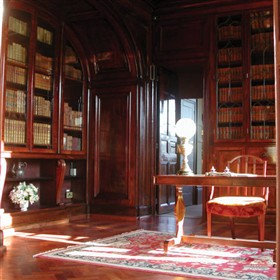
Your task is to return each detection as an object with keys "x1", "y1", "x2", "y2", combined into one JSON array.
[{"x1": 157, "y1": 68, "x2": 177, "y2": 214}]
